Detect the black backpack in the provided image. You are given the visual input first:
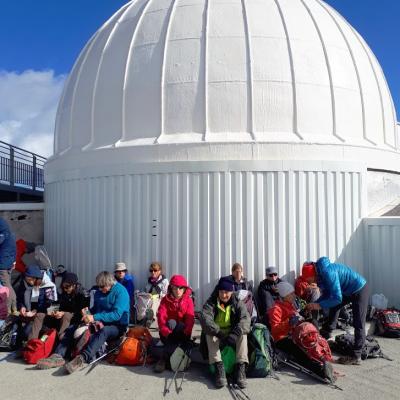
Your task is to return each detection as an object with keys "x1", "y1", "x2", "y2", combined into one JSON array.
[
  {"x1": 332, "y1": 334, "x2": 390, "y2": 360},
  {"x1": 0, "y1": 316, "x2": 19, "y2": 351}
]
